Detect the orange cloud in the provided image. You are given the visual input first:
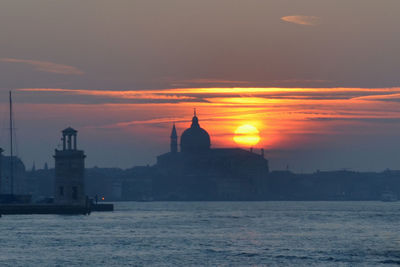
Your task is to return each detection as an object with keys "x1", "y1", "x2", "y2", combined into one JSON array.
[
  {"x1": 169, "y1": 79, "x2": 331, "y2": 87},
  {"x1": 9, "y1": 86, "x2": 400, "y2": 171},
  {"x1": 19, "y1": 87, "x2": 399, "y2": 95},
  {"x1": 18, "y1": 87, "x2": 400, "y2": 103},
  {"x1": 353, "y1": 93, "x2": 400, "y2": 102},
  {"x1": 281, "y1": 15, "x2": 320, "y2": 26},
  {"x1": 18, "y1": 88, "x2": 196, "y2": 101},
  {"x1": 0, "y1": 58, "x2": 84, "y2": 75},
  {"x1": 12, "y1": 86, "x2": 400, "y2": 157}
]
